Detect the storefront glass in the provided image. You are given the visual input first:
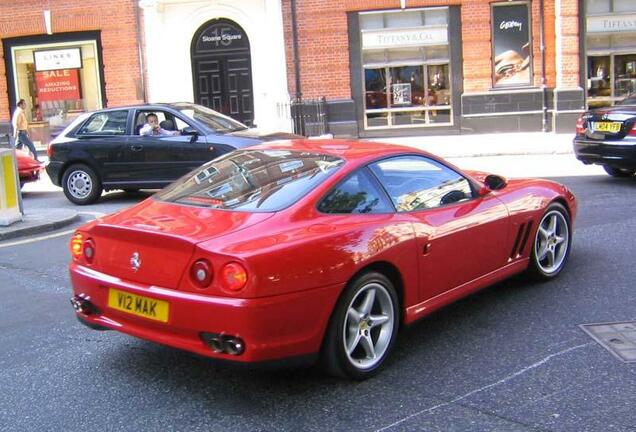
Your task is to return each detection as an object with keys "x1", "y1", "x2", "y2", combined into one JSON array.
[
  {"x1": 360, "y1": 8, "x2": 451, "y2": 129},
  {"x1": 585, "y1": 0, "x2": 636, "y2": 108},
  {"x1": 10, "y1": 40, "x2": 103, "y2": 143}
]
